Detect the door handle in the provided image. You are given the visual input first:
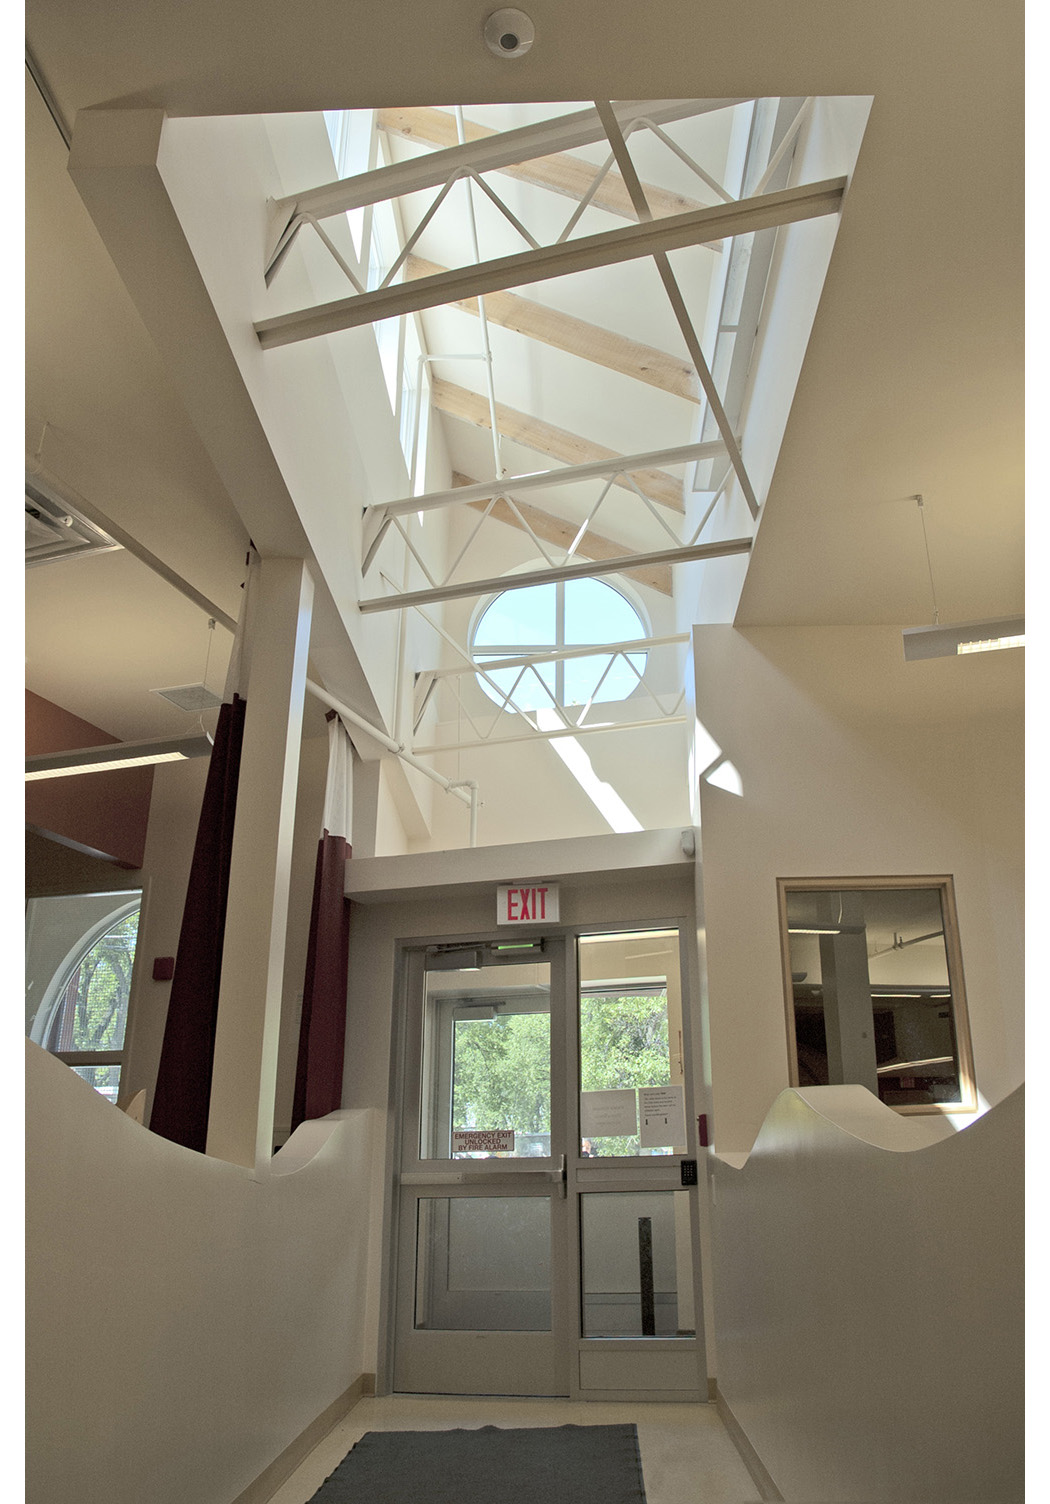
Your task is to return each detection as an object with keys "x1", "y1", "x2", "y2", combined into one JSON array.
[
  {"x1": 399, "y1": 1171, "x2": 465, "y2": 1186},
  {"x1": 401, "y1": 1160, "x2": 567, "y2": 1193},
  {"x1": 553, "y1": 1153, "x2": 567, "y2": 1198}
]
